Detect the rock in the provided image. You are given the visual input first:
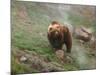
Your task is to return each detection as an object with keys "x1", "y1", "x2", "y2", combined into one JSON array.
[
  {"x1": 55, "y1": 50, "x2": 65, "y2": 61},
  {"x1": 55, "y1": 50, "x2": 73, "y2": 64},
  {"x1": 81, "y1": 26, "x2": 92, "y2": 35},
  {"x1": 74, "y1": 26, "x2": 96, "y2": 49},
  {"x1": 65, "y1": 55, "x2": 73, "y2": 64},
  {"x1": 19, "y1": 55, "x2": 28, "y2": 63},
  {"x1": 74, "y1": 27, "x2": 92, "y2": 42},
  {"x1": 89, "y1": 36, "x2": 96, "y2": 49}
]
